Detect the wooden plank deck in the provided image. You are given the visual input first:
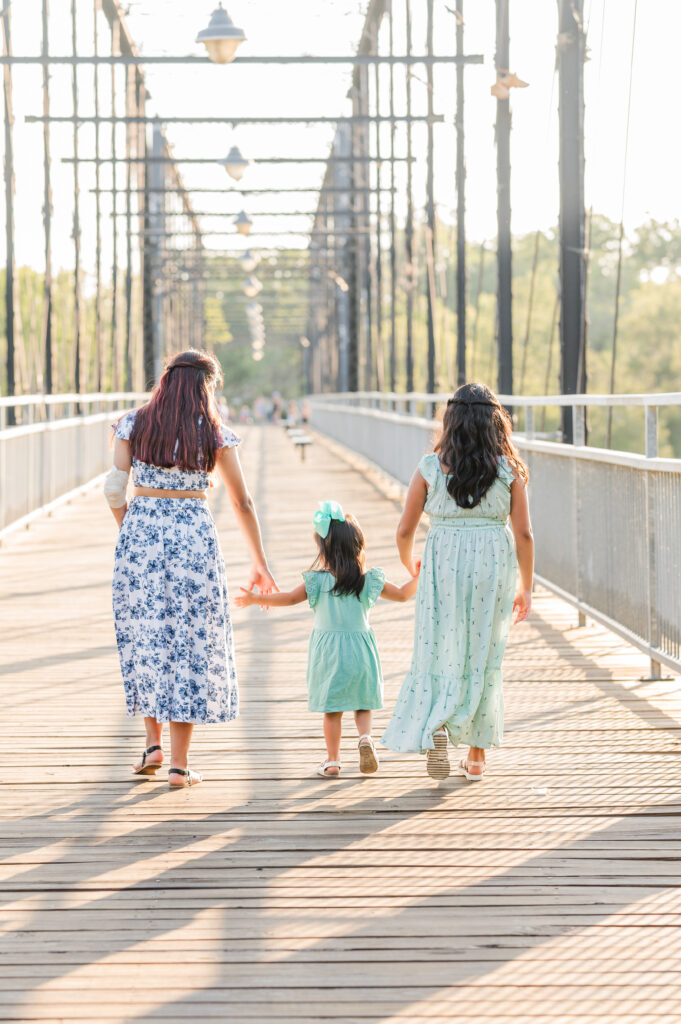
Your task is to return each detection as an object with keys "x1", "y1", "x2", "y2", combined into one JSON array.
[{"x1": 1, "y1": 423, "x2": 680, "y2": 1024}]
